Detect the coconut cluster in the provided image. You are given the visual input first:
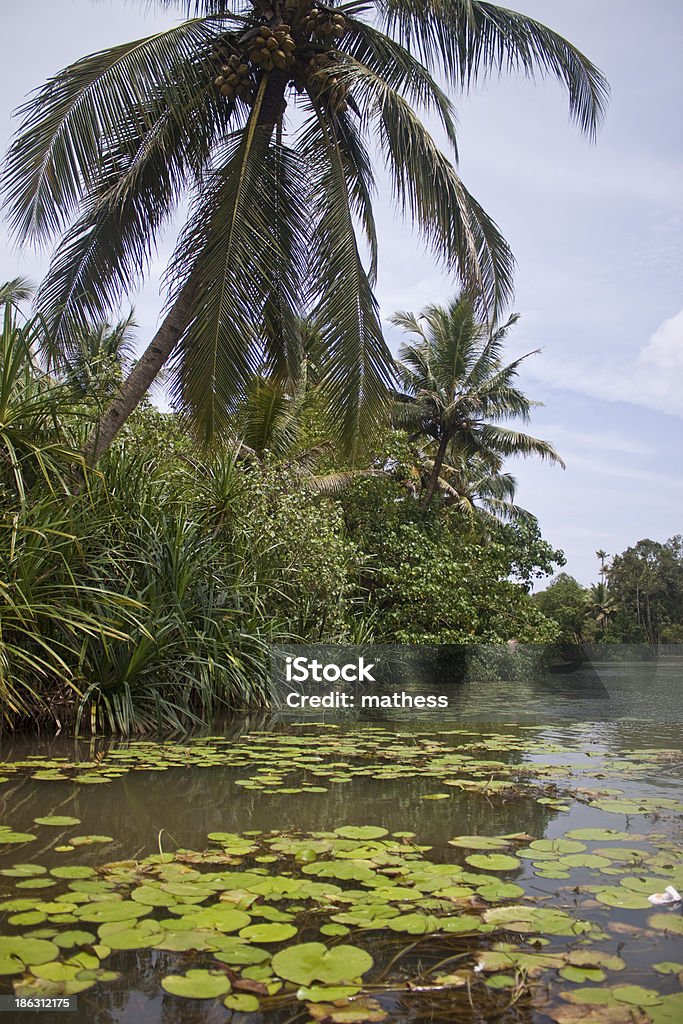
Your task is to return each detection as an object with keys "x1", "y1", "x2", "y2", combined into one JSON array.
[
  {"x1": 214, "y1": 55, "x2": 254, "y2": 103},
  {"x1": 302, "y1": 7, "x2": 347, "y2": 40},
  {"x1": 308, "y1": 54, "x2": 349, "y2": 113},
  {"x1": 211, "y1": 5, "x2": 350, "y2": 113},
  {"x1": 248, "y1": 25, "x2": 297, "y2": 72}
]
